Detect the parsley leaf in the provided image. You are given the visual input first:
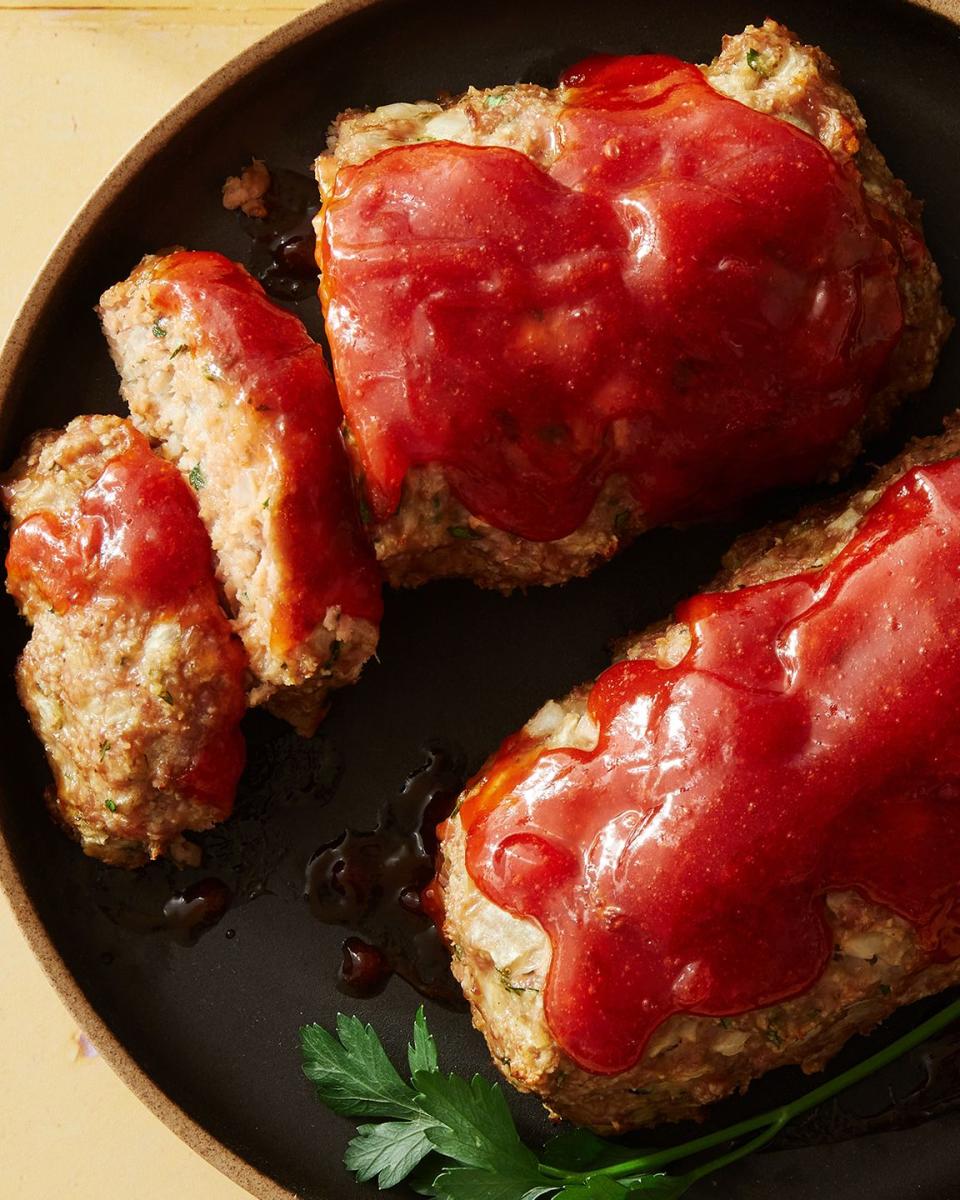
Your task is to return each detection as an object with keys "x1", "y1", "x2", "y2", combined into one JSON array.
[
  {"x1": 188, "y1": 463, "x2": 206, "y2": 491},
  {"x1": 449, "y1": 525, "x2": 483, "y2": 540},
  {"x1": 409, "y1": 1005, "x2": 439, "y2": 1075},
  {"x1": 345, "y1": 1117, "x2": 437, "y2": 1189},
  {"x1": 415, "y1": 1070, "x2": 537, "y2": 1174},
  {"x1": 541, "y1": 1130, "x2": 608, "y2": 1172},
  {"x1": 301, "y1": 1000, "x2": 960, "y2": 1199},
  {"x1": 554, "y1": 1181, "x2": 631, "y2": 1199},
  {"x1": 432, "y1": 1164, "x2": 555, "y2": 1200},
  {"x1": 300, "y1": 1014, "x2": 417, "y2": 1119}
]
